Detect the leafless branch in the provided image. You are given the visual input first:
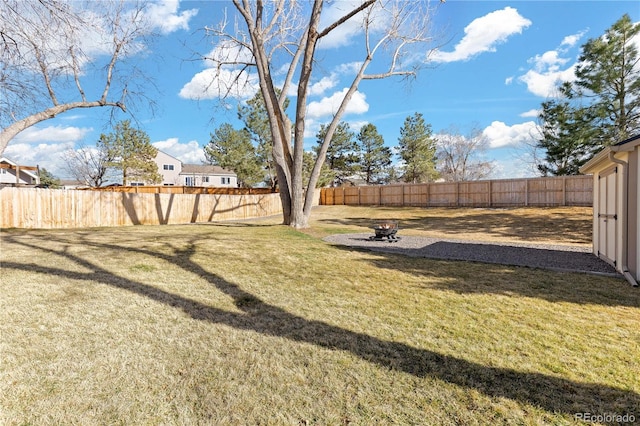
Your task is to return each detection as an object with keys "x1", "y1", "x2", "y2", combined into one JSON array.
[{"x1": 1, "y1": 0, "x2": 161, "y2": 155}]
